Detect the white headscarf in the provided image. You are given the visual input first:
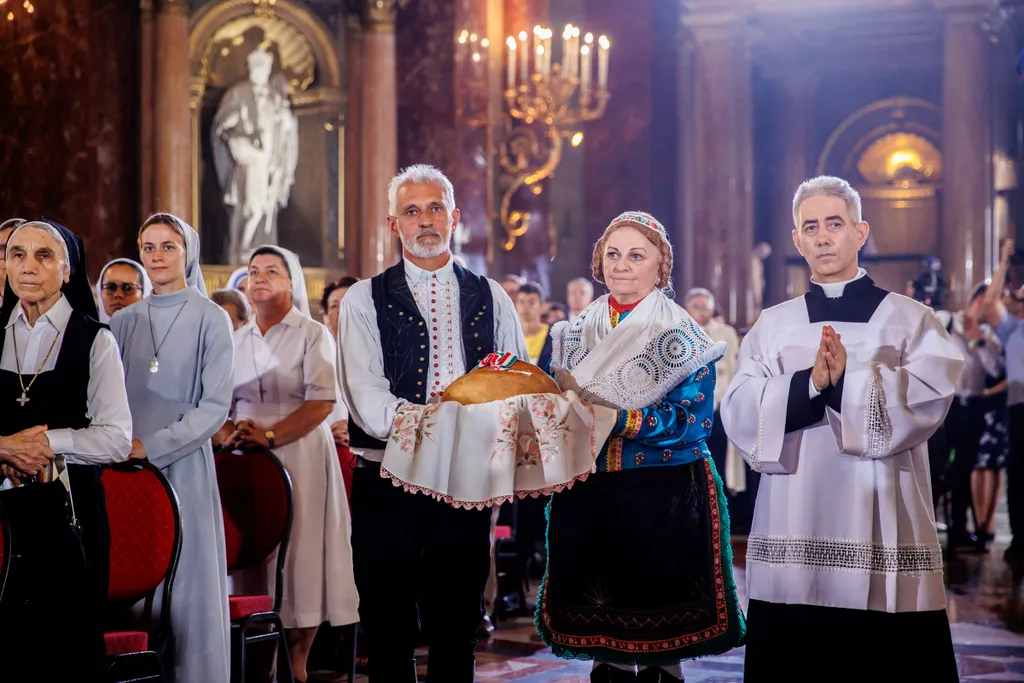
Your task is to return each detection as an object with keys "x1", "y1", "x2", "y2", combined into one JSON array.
[
  {"x1": 95, "y1": 258, "x2": 153, "y2": 323},
  {"x1": 139, "y1": 213, "x2": 208, "y2": 297},
  {"x1": 227, "y1": 266, "x2": 248, "y2": 291},
  {"x1": 251, "y1": 245, "x2": 309, "y2": 316}
]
